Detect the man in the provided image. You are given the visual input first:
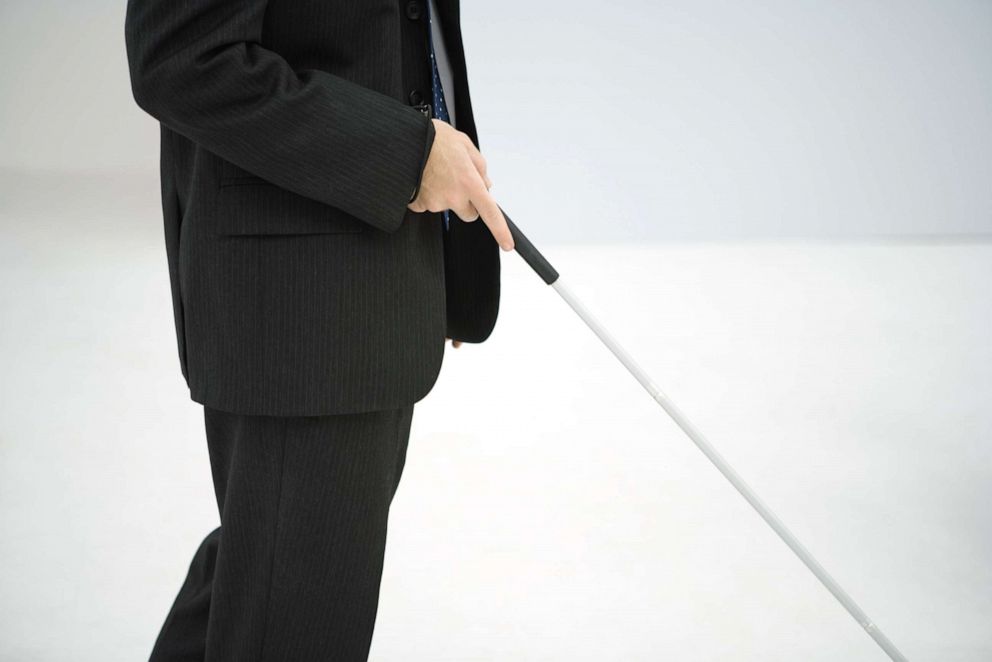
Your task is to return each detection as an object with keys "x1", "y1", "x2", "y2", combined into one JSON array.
[{"x1": 124, "y1": 0, "x2": 512, "y2": 659}]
